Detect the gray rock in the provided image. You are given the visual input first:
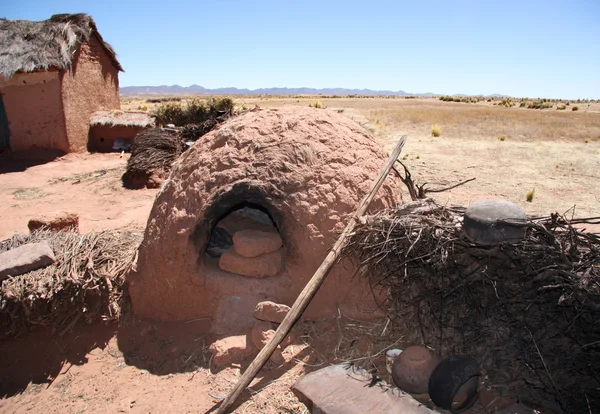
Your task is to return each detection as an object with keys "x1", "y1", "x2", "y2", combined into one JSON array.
[
  {"x1": 0, "y1": 241, "x2": 55, "y2": 281},
  {"x1": 292, "y1": 364, "x2": 437, "y2": 414},
  {"x1": 463, "y1": 199, "x2": 527, "y2": 246}
]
